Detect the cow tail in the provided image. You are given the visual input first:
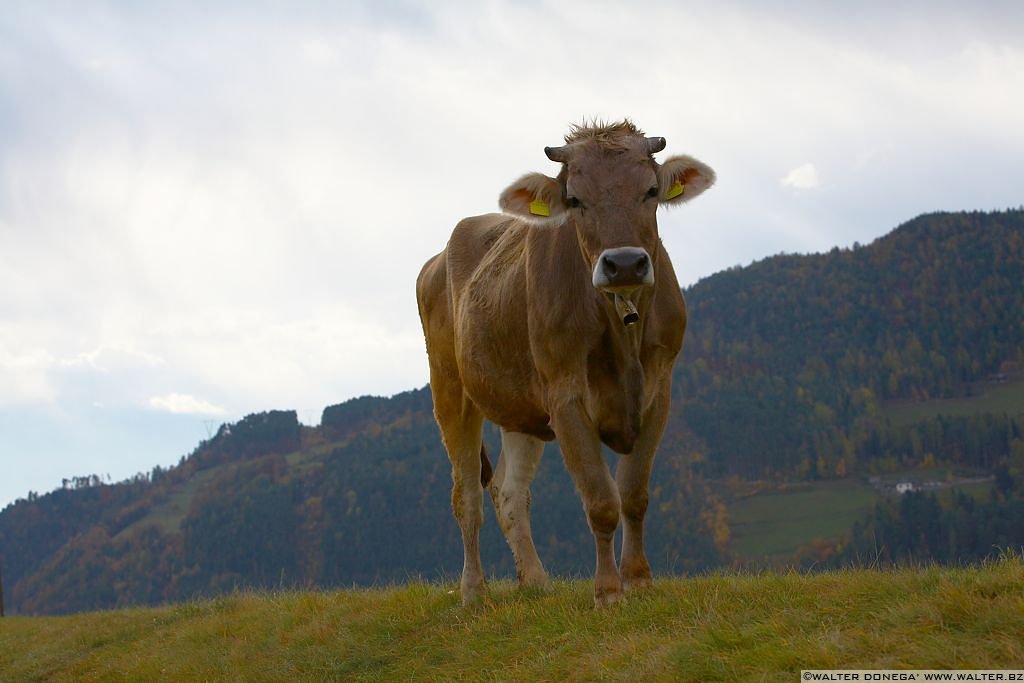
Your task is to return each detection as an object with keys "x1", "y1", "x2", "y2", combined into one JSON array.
[{"x1": 480, "y1": 443, "x2": 493, "y2": 487}]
